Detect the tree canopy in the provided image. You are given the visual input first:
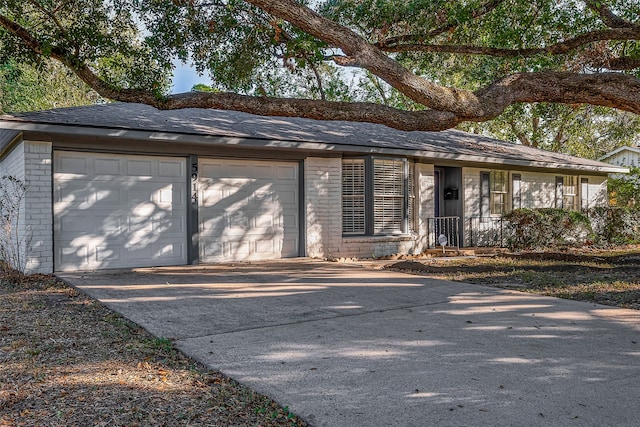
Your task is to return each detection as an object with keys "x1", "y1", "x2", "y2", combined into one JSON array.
[
  {"x1": 0, "y1": 60, "x2": 100, "y2": 113},
  {"x1": 0, "y1": 0, "x2": 638, "y2": 131}
]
